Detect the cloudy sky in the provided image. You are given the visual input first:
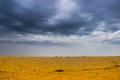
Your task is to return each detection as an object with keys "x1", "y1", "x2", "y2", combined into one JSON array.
[{"x1": 0, "y1": 0, "x2": 120, "y2": 56}]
